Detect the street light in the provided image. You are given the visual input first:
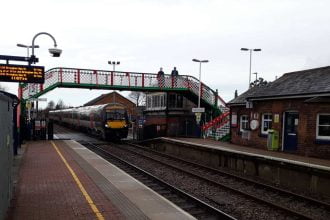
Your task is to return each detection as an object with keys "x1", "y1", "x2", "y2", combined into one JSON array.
[
  {"x1": 192, "y1": 59, "x2": 209, "y2": 109},
  {"x1": 108, "y1": 61, "x2": 120, "y2": 71},
  {"x1": 108, "y1": 61, "x2": 120, "y2": 103},
  {"x1": 241, "y1": 48, "x2": 261, "y2": 88},
  {"x1": 30, "y1": 32, "x2": 62, "y2": 63},
  {"x1": 17, "y1": 44, "x2": 39, "y2": 57},
  {"x1": 17, "y1": 44, "x2": 40, "y2": 121},
  {"x1": 29, "y1": 32, "x2": 62, "y2": 118}
]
